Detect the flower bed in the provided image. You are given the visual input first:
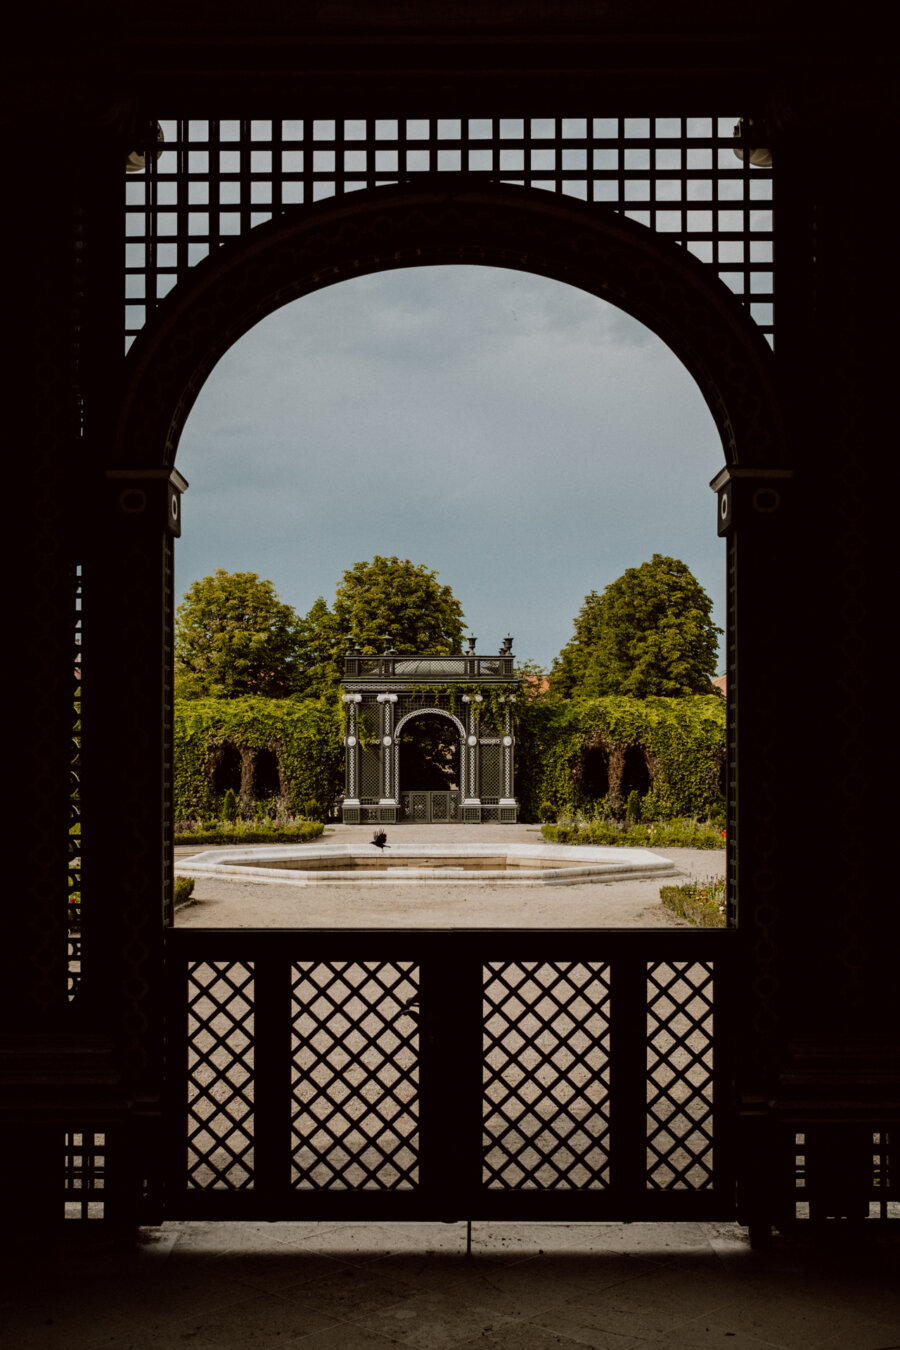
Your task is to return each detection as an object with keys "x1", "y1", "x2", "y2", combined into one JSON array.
[{"x1": 659, "y1": 875, "x2": 727, "y2": 927}]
